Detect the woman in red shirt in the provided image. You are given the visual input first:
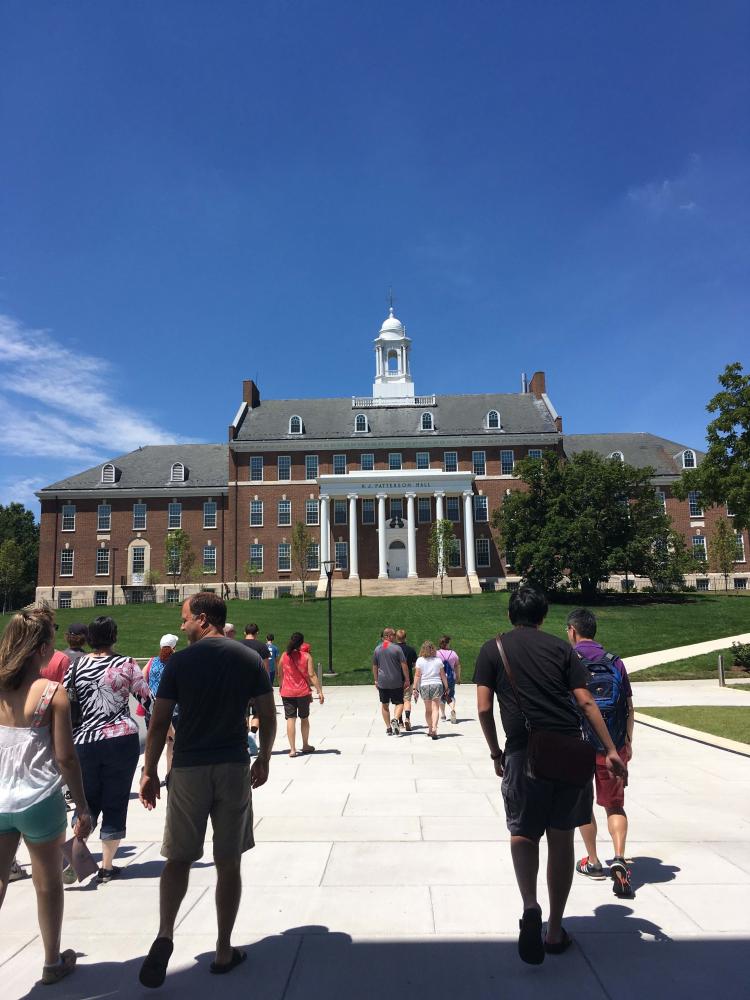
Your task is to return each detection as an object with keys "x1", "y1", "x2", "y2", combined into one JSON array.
[{"x1": 277, "y1": 632, "x2": 324, "y2": 757}]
